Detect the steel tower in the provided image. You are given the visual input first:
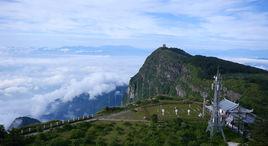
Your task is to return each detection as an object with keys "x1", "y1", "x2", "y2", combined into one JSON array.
[{"x1": 206, "y1": 69, "x2": 226, "y2": 141}]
